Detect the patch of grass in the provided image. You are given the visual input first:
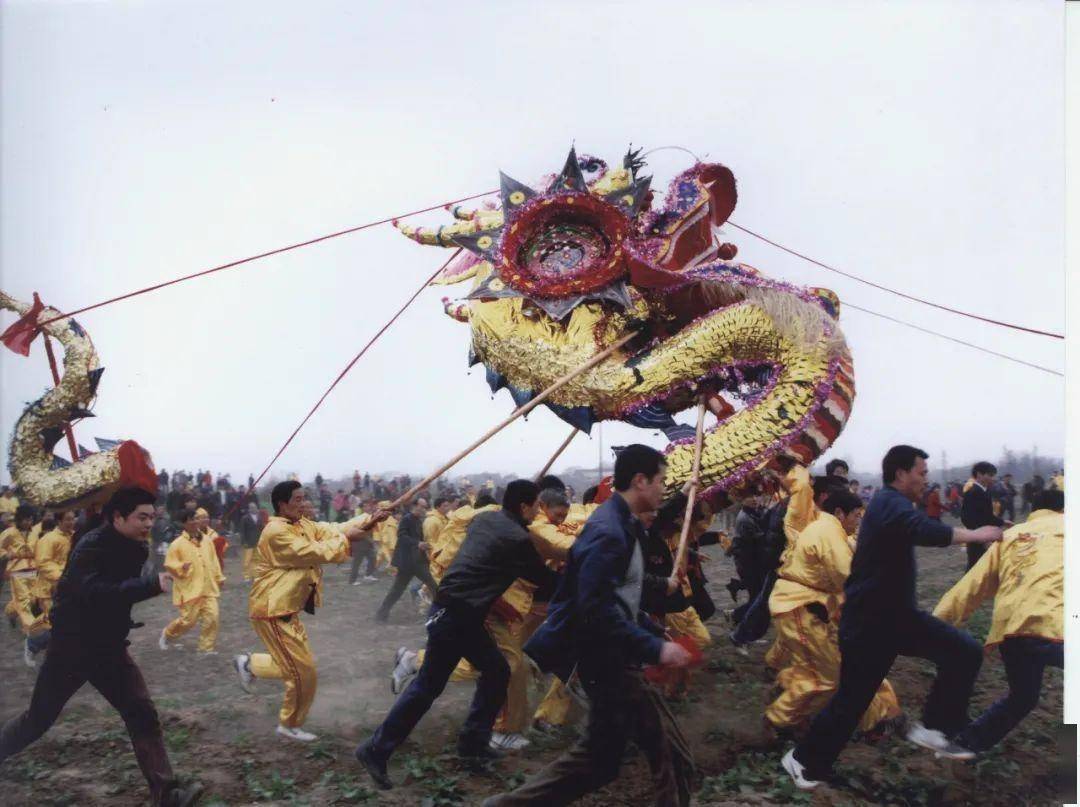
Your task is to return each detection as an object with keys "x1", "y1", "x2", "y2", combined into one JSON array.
[
  {"x1": 242, "y1": 758, "x2": 299, "y2": 802},
  {"x1": 400, "y1": 753, "x2": 465, "y2": 806},
  {"x1": 6, "y1": 757, "x2": 52, "y2": 782},
  {"x1": 305, "y1": 740, "x2": 337, "y2": 762},
  {"x1": 165, "y1": 724, "x2": 193, "y2": 752},
  {"x1": 318, "y1": 771, "x2": 376, "y2": 804},
  {"x1": 699, "y1": 751, "x2": 812, "y2": 805}
]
